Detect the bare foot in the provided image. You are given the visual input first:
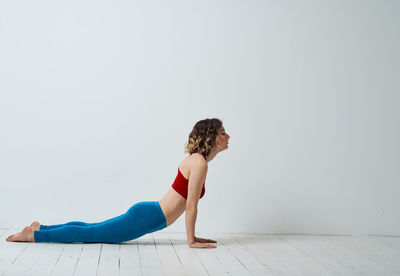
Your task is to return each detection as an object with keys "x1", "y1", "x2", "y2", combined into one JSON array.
[
  {"x1": 6, "y1": 226, "x2": 35, "y2": 242},
  {"x1": 30, "y1": 221, "x2": 41, "y2": 231}
]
